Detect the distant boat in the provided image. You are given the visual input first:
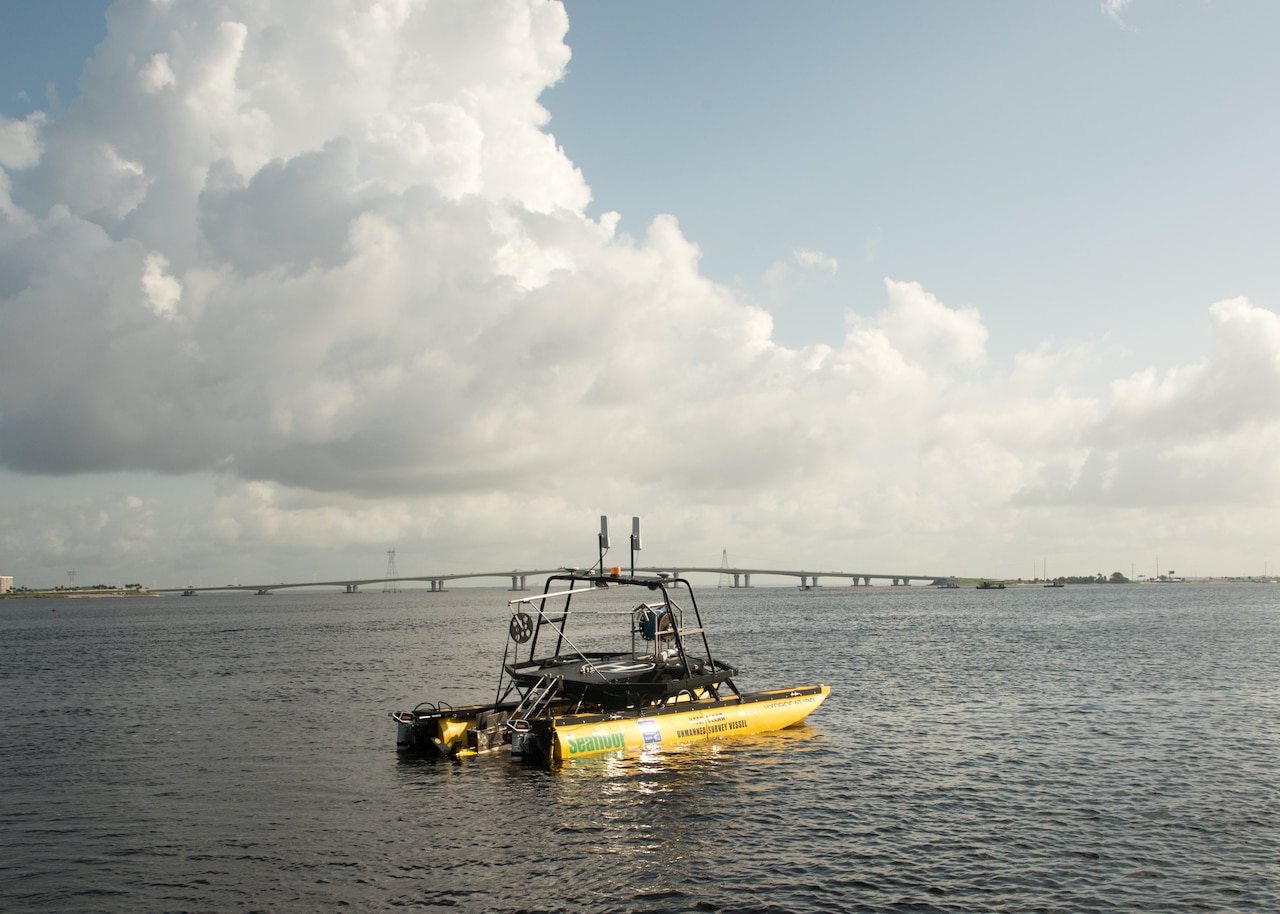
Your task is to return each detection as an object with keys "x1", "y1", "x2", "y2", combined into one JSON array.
[
  {"x1": 1044, "y1": 581, "x2": 1065, "y2": 588},
  {"x1": 976, "y1": 581, "x2": 1005, "y2": 590},
  {"x1": 254, "y1": 589, "x2": 272, "y2": 595},
  {"x1": 181, "y1": 588, "x2": 197, "y2": 597}
]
